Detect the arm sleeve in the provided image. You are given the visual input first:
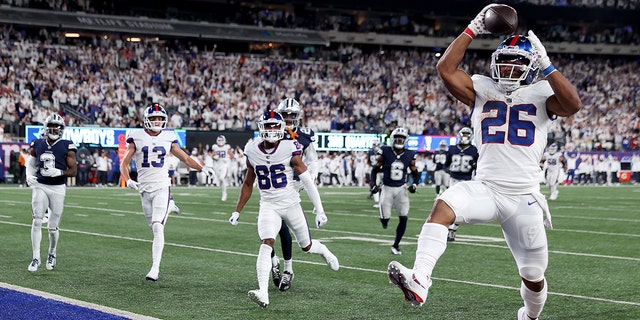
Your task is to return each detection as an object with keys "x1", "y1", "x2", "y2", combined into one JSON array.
[
  {"x1": 299, "y1": 170, "x2": 324, "y2": 213},
  {"x1": 26, "y1": 156, "x2": 37, "y2": 176},
  {"x1": 304, "y1": 144, "x2": 319, "y2": 180}
]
